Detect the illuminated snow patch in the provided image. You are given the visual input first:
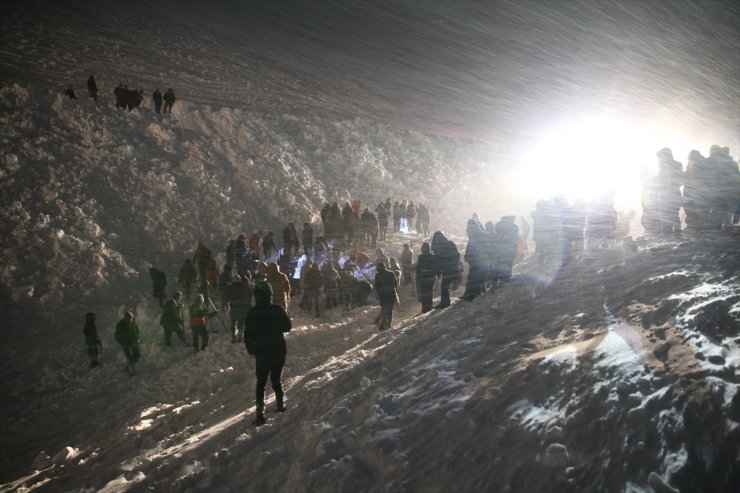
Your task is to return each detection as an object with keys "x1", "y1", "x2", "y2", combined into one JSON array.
[
  {"x1": 99, "y1": 471, "x2": 146, "y2": 493},
  {"x1": 140, "y1": 404, "x2": 174, "y2": 418},
  {"x1": 172, "y1": 401, "x2": 200, "y2": 414},
  {"x1": 508, "y1": 399, "x2": 565, "y2": 432},
  {"x1": 132, "y1": 419, "x2": 154, "y2": 431},
  {"x1": 594, "y1": 324, "x2": 643, "y2": 375},
  {"x1": 646, "y1": 270, "x2": 693, "y2": 282},
  {"x1": 669, "y1": 282, "x2": 734, "y2": 304},
  {"x1": 539, "y1": 344, "x2": 579, "y2": 371}
]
